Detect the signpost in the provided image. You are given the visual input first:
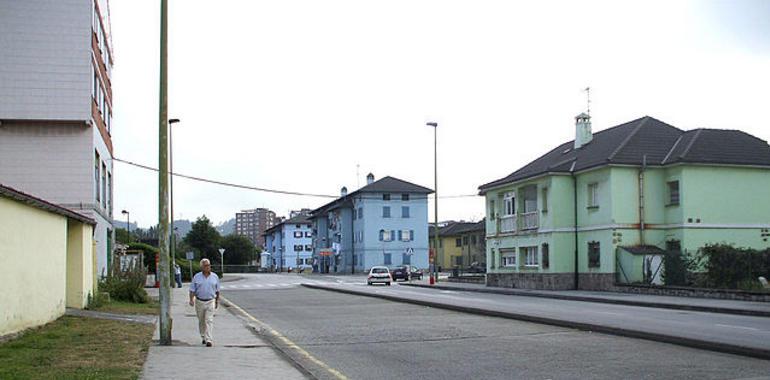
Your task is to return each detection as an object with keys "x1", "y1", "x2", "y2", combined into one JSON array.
[
  {"x1": 186, "y1": 251, "x2": 194, "y2": 280},
  {"x1": 218, "y1": 248, "x2": 226, "y2": 277}
]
